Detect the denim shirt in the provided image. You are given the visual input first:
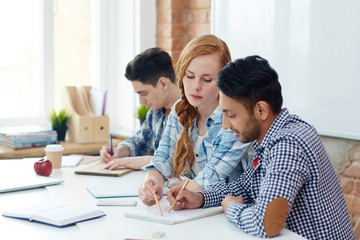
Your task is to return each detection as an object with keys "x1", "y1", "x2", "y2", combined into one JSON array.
[
  {"x1": 118, "y1": 108, "x2": 167, "y2": 157},
  {"x1": 145, "y1": 105, "x2": 254, "y2": 189}
]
